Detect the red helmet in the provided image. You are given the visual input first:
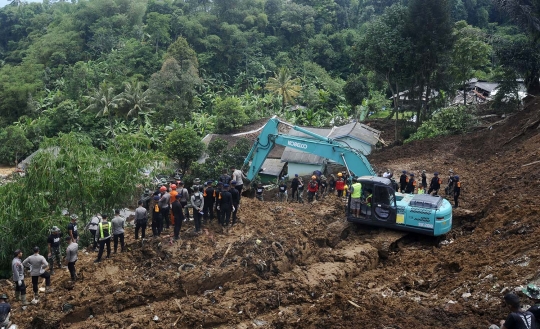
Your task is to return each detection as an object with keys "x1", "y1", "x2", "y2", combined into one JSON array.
[
  {"x1": 160, "y1": 186, "x2": 167, "y2": 192},
  {"x1": 170, "y1": 184, "x2": 177, "y2": 190}
]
